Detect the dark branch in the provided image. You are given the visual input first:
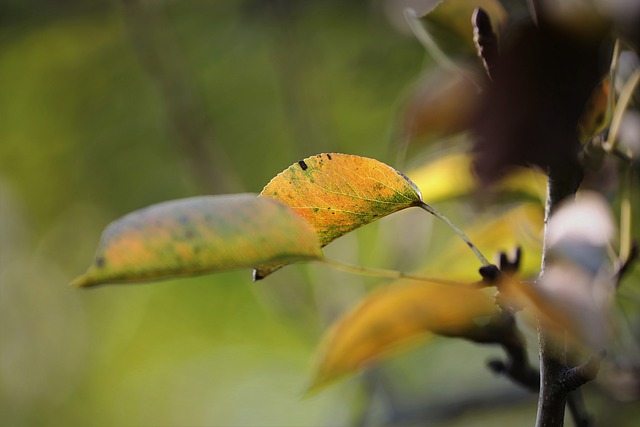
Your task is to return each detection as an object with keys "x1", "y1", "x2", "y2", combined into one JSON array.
[{"x1": 561, "y1": 353, "x2": 604, "y2": 393}]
